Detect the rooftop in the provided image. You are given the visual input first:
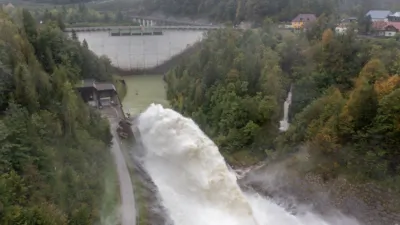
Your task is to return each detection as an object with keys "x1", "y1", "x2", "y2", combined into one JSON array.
[
  {"x1": 79, "y1": 79, "x2": 96, "y2": 88},
  {"x1": 390, "y1": 12, "x2": 400, "y2": 17},
  {"x1": 372, "y1": 21, "x2": 400, "y2": 30},
  {"x1": 385, "y1": 22, "x2": 400, "y2": 30},
  {"x1": 77, "y1": 79, "x2": 116, "y2": 92},
  {"x1": 96, "y1": 83, "x2": 116, "y2": 91},
  {"x1": 366, "y1": 10, "x2": 392, "y2": 19},
  {"x1": 341, "y1": 17, "x2": 358, "y2": 23},
  {"x1": 292, "y1": 14, "x2": 317, "y2": 22}
]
